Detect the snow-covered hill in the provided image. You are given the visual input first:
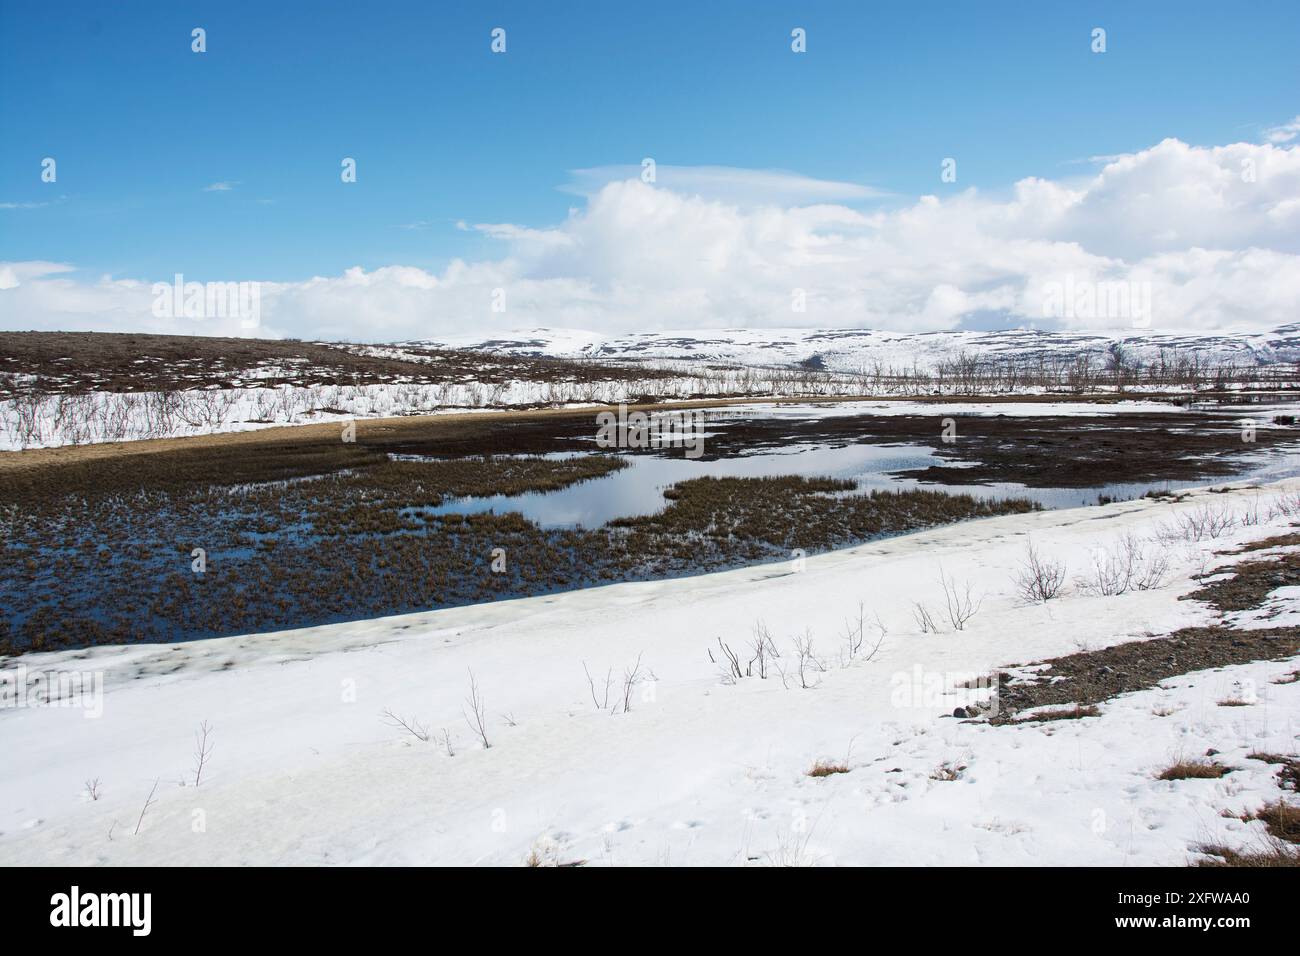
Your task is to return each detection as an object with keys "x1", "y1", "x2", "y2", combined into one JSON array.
[{"x1": 419, "y1": 324, "x2": 1300, "y2": 372}]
